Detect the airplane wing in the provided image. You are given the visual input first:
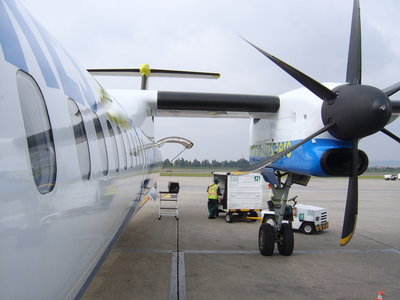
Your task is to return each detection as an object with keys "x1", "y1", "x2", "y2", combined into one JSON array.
[
  {"x1": 156, "y1": 91, "x2": 280, "y2": 118},
  {"x1": 90, "y1": 67, "x2": 281, "y2": 119},
  {"x1": 105, "y1": 88, "x2": 280, "y2": 122}
]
